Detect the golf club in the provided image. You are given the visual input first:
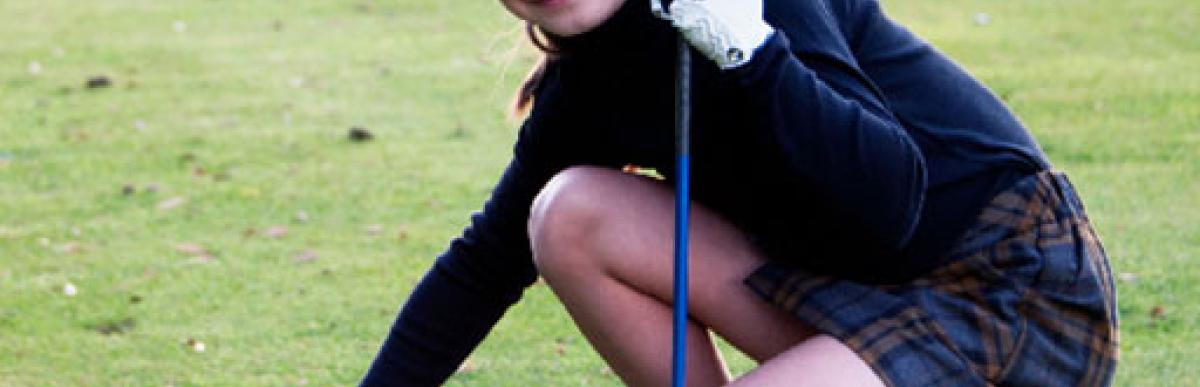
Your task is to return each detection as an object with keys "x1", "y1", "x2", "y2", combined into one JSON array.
[{"x1": 651, "y1": 1, "x2": 691, "y2": 386}]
